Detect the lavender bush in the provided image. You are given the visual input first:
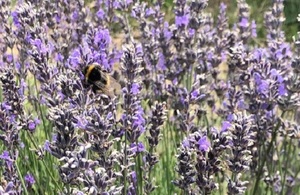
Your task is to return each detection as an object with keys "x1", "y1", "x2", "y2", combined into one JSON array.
[{"x1": 1, "y1": 0, "x2": 300, "y2": 194}]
